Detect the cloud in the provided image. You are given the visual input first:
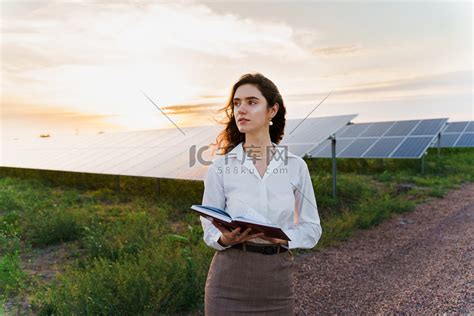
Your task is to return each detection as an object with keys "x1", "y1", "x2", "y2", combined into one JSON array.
[
  {"x1": 1, "y1": 102, "x2": 124, "y2": 140},
  {"x1": 2, "y1": 43, "x2": 94, "y2": 73},
  {"x1": 286, "y1": 69, "x2": 473, "y2": 103},
  {"x1": 1, "y1": 101, "x2": 119, "y2": 127},
  {"x1": 1, "y1": 1, "x2": 311, "y2": 77},
  {"x1": 198, "y1": 94, "x2": 227, "y2": 100},
  {"x1": 162, "y1": 102, "x2": 223, "y2": 115},
  {"x1": 2, "y1": 1, "x2": 471, "y2": 132},
  {"x1": 341, "y1": 69, "x2": 472, "y2": 93},
  {"x1": 312, "y1": 44, "x2": 364, "y2": 57},
  {"x1": 1, "y1": 1, "x2": 318, "y2": 117}
]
